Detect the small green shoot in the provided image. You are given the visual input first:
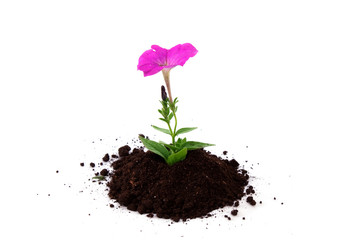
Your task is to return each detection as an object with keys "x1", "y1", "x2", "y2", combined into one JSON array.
[{"x1": 139, "y1": 86, "x2": 214, "y2": 166}]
